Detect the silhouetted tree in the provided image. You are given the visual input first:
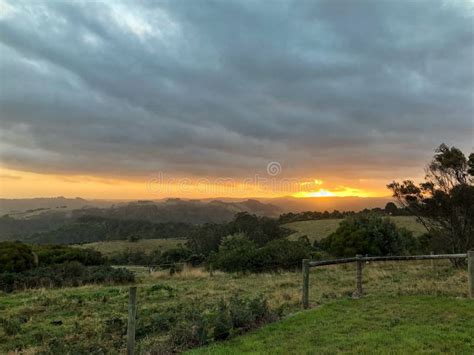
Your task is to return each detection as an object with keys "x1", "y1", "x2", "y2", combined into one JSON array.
[
  {"x1": 388, "y1": 144, "x2": 474, "y2": 263},
  {"x1": 384, "y1": 202, "x2": 398, "y2": 215}
]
